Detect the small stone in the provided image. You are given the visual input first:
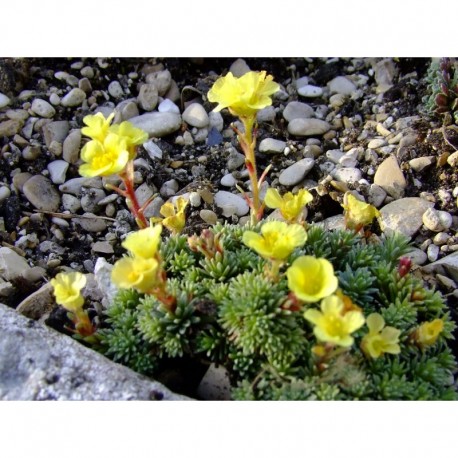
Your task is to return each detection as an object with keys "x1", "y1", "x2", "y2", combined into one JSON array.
[
  {"x1": 409, "y1": 156, "x2": 435, "y2": 172},
  {"x1": 329, "y1": 93, "x2": 346, "y2": 109},
  {"x1": 59, "y1": 177, "x2": 102, "y2": 195},
  {"x1": 145, "y1": 70, "x2": 172, "y2": 96},
  {"x1": 119, "y1": 101, "x2": 139, "y2": 121},
  {"x1": 368, "y1": 183, "x2": 387, "y2": 207},
  {"x1": 31, "y1": 99, "x2": 56, "y2": 118},
  {"x1": 158, "y1": 99, "x2": 180, "y2": 114},
  {"x1": 374, "y1": 155, "x2": 406, "y2": 199},
  {"x1": 0, "y1": 92, "x2": 11, "y2": 108},
  {"x1": 295, "y1": 76, "x2": 309, "y2": 90},
  {"x1": 137, "y1": 83, "x2": 158, "y2": 111},
  {"x1": 220, "y1": 173, "x2": 236, "y2": 187},
  {"x1": 283, "y1": 101, "x2": 314, "y2": 122},
  {"x1": 42, "y1": 121, "x2": 70, "y2": 147},
  {"x1": 367, "y1": 138, "x2": 387, "y2": 149},
  {"x1": 78, "y1": 77, "x2": 92, "y2": 93},
  {"x1": 134, "y1": 183, "x2": 157, "y2": 218},
  {"x1": 22, "y1": 145, "x2": 42, "y2": 162},
  {"x1": 405, "y1": 247, "x2": 428, "y2": 266},
  {"x1": 47, "y1": 160, "x2": 69, "y2": 185},
  {"x1": 0, "y1": 119, "x2": 23, "y2": 137},
  {"x1": 160, "y1": 179, "x2": 179, "y2": 198},
  {"x1": 164, "y1": 79, "x2": 180, "y2": 102},
  {"x1": 92, "y1": 241, "x2": 114, "y2": 254},
  {"x1": 256, "y1": 106, "x2": 276, "y2": 123},
  {"x1": 108, "y1": 81, "x2": 123, "y2": 99},
  {"x1": 62, "y1": 194, "x2": 81, "y2": 212},
  {"x1": 189, "y1": 191, "x2": 201, "y2": 207},
  {"x1": 0, "y1": 247, "x2": 31, "y2": 281},
  {"x1": 288, "y1": 118, "x2": 331, "y2": 137},
  {"x1": 259, "y1": 138, "x2": 286, "y2": 154},
  {"x1": 12, "y1": 172, "x2": 32, "y2": 193},
  {"x1": 143, "y1": 140, "x2": 163, "y2": 160},
  {"x1": 62, "y1": 130, "x2": 81, "y2": 164},
  {"x1": 332, "y1": 167, "x2": 362, "y2": 183},
  {"x1": 0, "y1": 187, "x2": 11, "y2": 204},
  {"x1": 182, "y1": 103, "x2": 209, "y2": 128},
  {"x1": 229, "y1": 58, "x2": 250, "y2": 77},
  {"x1": 61, "y1": 88, "x2": 86, "y2": 107},
  {"x1": 49, "y1": 93, "x2": 60, "y2": 105},
  {"x1": 16, "y1": 282, "x2": 55, "y2": 320},
  {"x1": 128, "y1": 112, "x2": 182, "y2": 137},
  {"x1": 326, "y1": 149, "x2": 344, "y2": 164},
  {"x1": 214, "y1": 191, "x2": 249, "y2": 217},
  {"x1": 75, "y1": 213, "x2": 107, "y2": 232},
  {"x1": 422, "y1": 208, "x2": 453, "y2": 232},
  {"x1": 427, "y1": 244, "x2": 440, "y2": 262},
  {"x1": 433, "y1": 232, "x2": 450, "y2": 246},
  {"x1": 379, "y1": 197, "x2": 434, "y2": 238},
  {"x1": 81, "y1": 188, "x2": 107, "y2": 212},
  {"x1": 227, "y1": 150, "x2": 245, "y2": 171},
  {"x1": 279, "y1": 158, "x2": 315, "y2": 186},
  {"x1": 297, "y1": 84, "x2": 323, "y2": 98},
  {"x1": 200, "y1": 209, "x2": 218, "y2": 225},
  {"x1": 23, "y1": 175, "x2": 61, "y2": 212},
  {"x1": 207, "y1": 111, "x2": 224, "y2": 132},
  {"x1": 193, "y1": 127, "x2": 208, "y2": 143},
  {"x1": 328, "y1": 76, "x2": 357, "y2": 95},
  {"x1": 446, "y1": 151, "x2": 458, "y2": 167}
]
